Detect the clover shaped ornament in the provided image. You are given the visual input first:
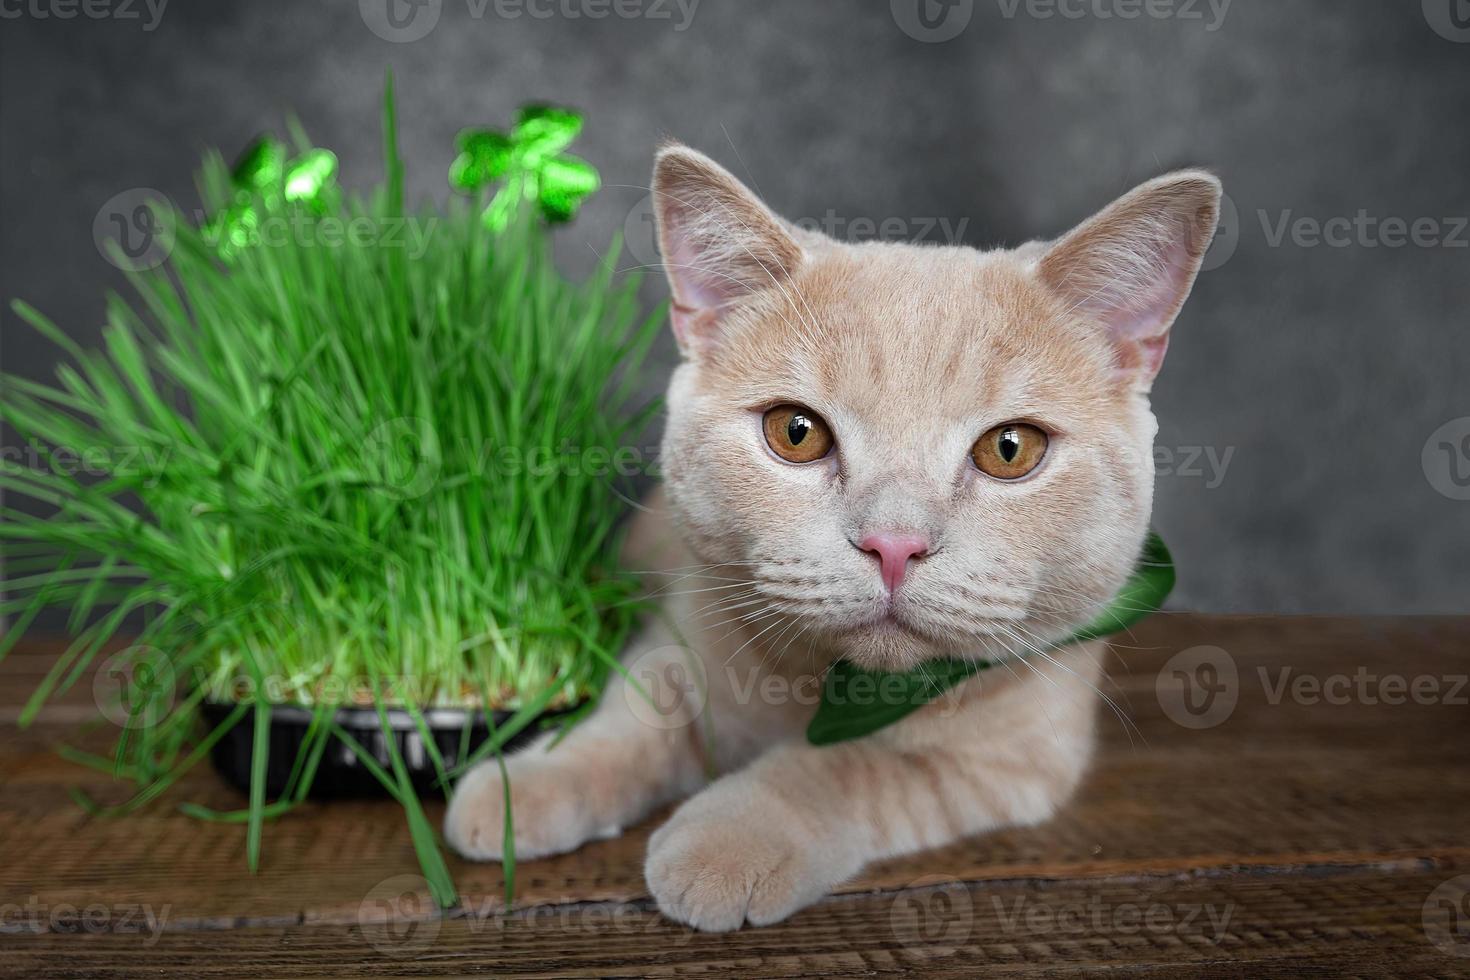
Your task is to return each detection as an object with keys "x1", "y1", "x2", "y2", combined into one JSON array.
[
  {"x1": 205, "y1": 136, "x2": 340, "y2": 259},
  {"x1": 449, "y1": 105, "x2": 600, "y2": 230},
  {"x1": 203, "y1": 104, "x2": 597, "y2": 261}
]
